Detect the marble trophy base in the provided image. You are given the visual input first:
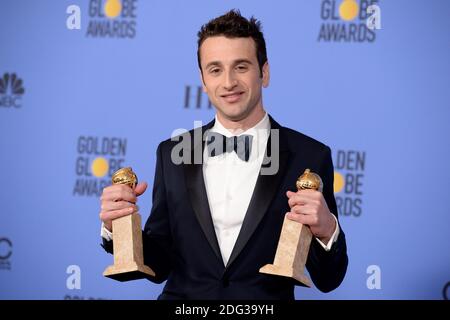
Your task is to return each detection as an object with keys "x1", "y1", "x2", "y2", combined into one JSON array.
[
  {"x1": 259, "y1": 216, "x2": 312, "y2": 287},
  {"x1": 103, "y1": 213, "x2": 155, "y2": 282}
]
